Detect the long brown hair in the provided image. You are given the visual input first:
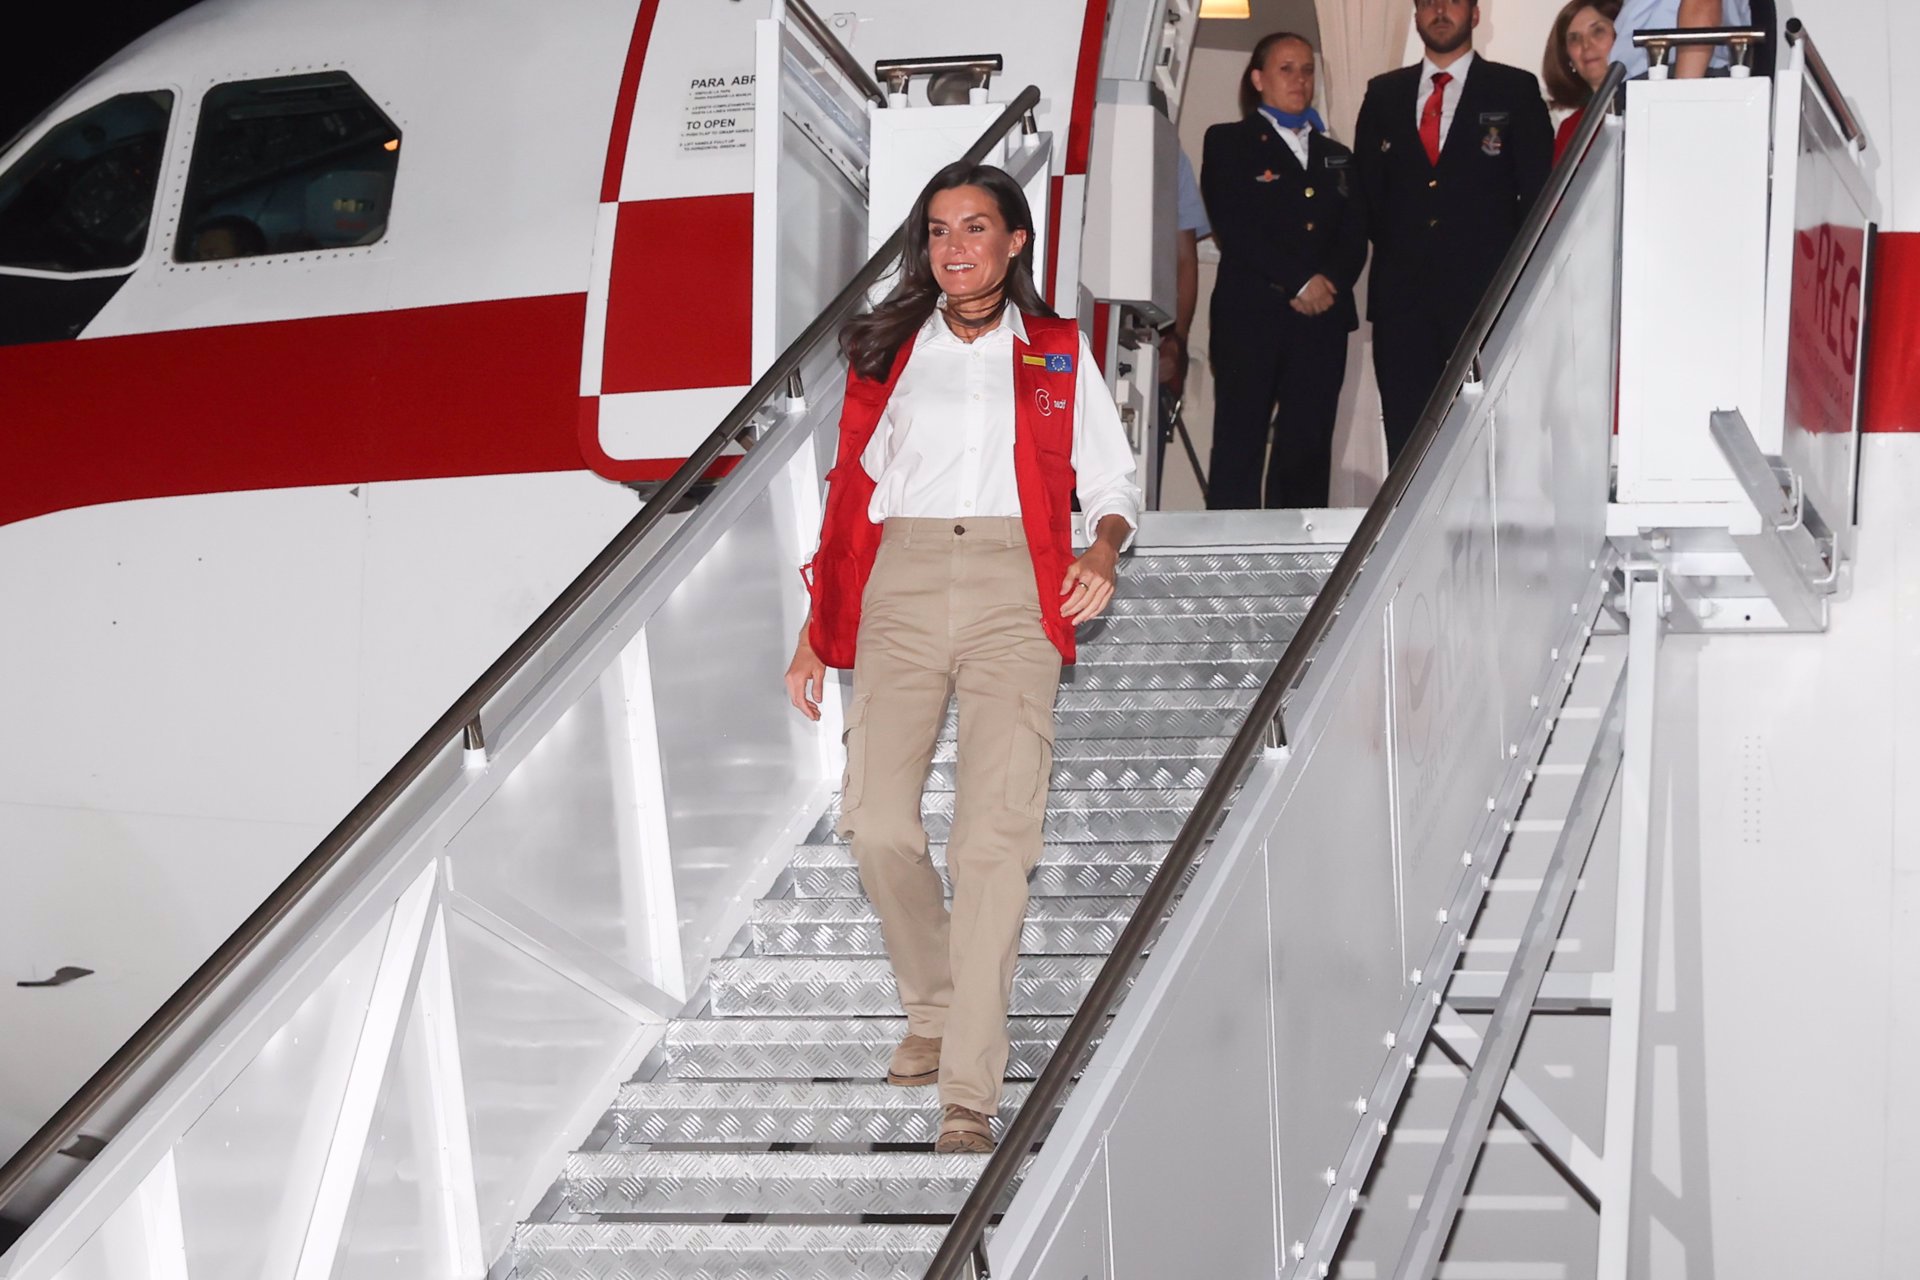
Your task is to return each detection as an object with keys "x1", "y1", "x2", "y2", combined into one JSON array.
[
  {"x1": 842, "y1": 161, "x2": 1054, "y2": 381},
  {"x1": 1543, "y1": 0, "x2": 1622, "y2": 110},
  {"x1": 1237, "y1": 31, "x2": 1314, "y2": 119}
]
